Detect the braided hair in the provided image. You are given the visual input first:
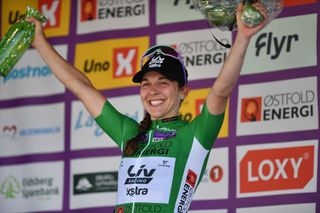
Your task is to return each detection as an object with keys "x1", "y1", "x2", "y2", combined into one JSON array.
[{"x1": 123, "y1": 113, "x2": 152, "y2": 156}]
